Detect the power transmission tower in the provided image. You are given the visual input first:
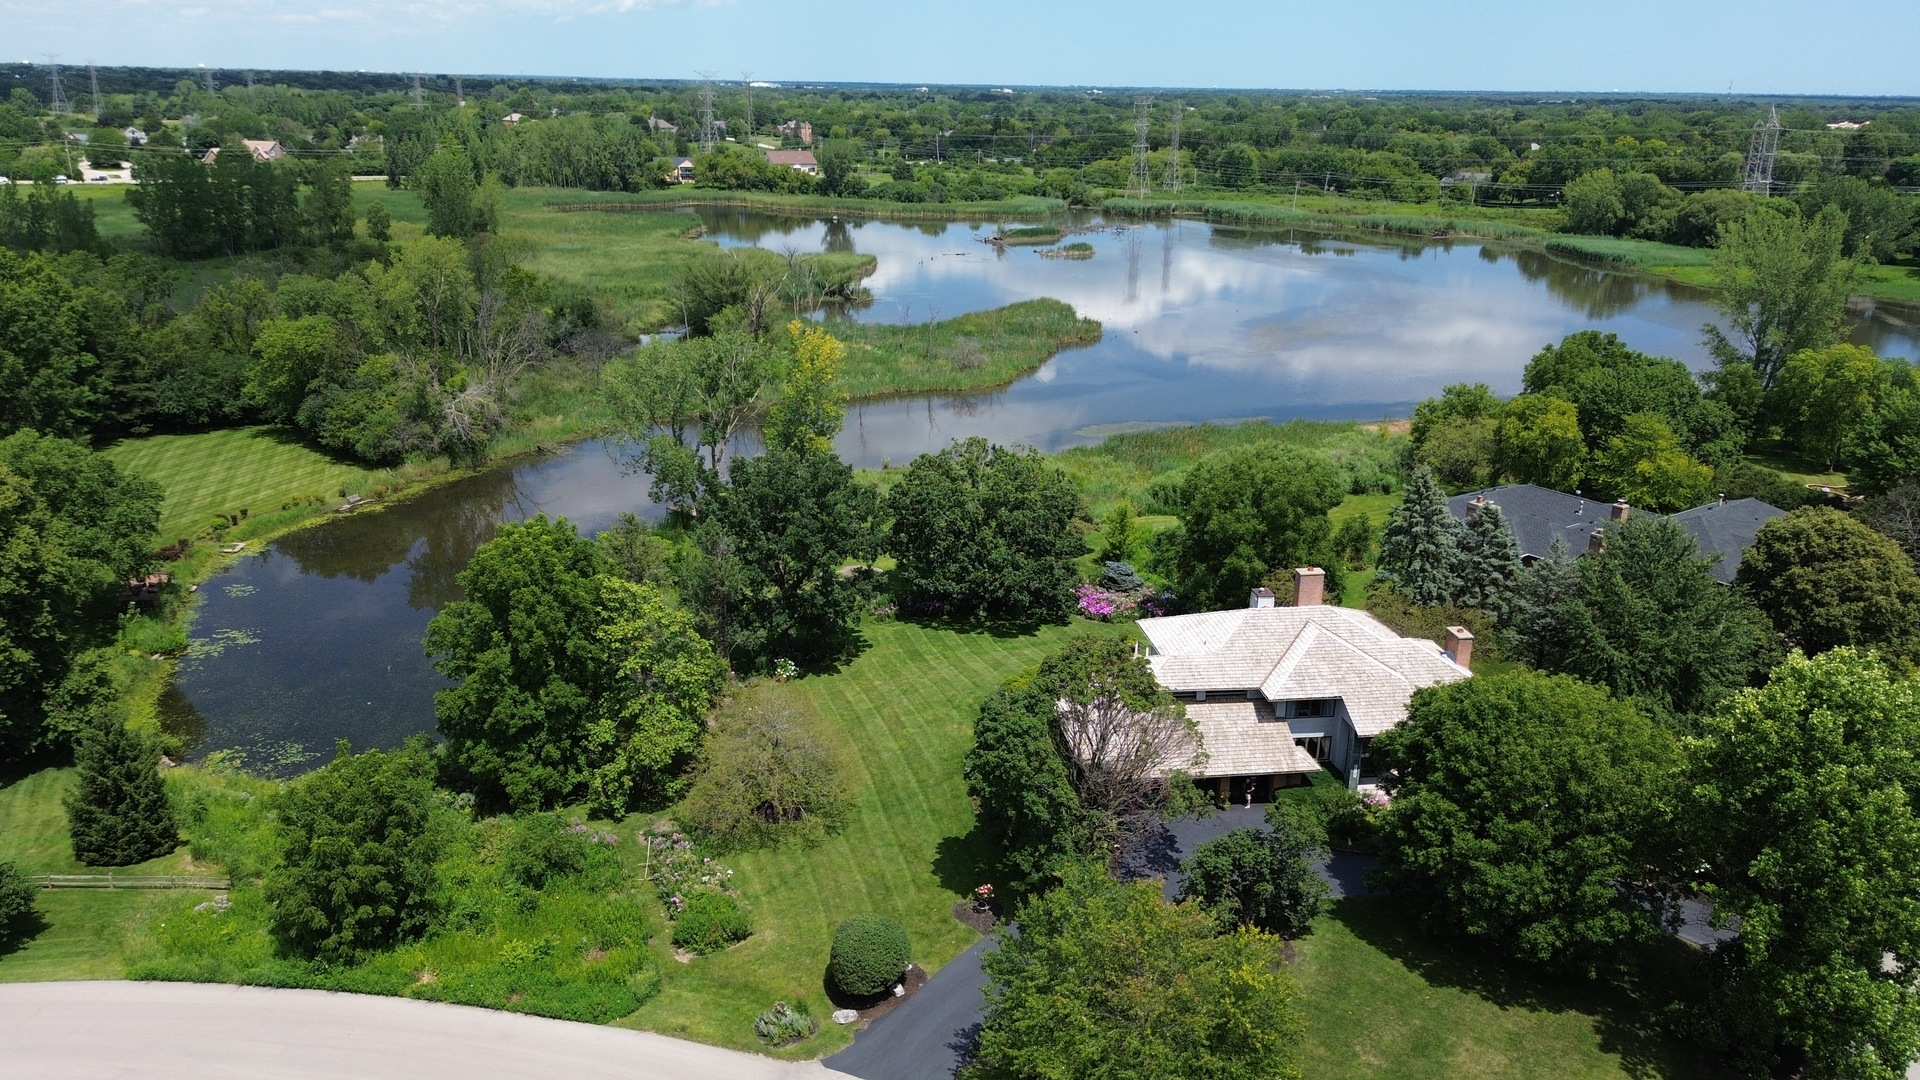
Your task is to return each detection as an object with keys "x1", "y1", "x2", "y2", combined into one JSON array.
[
  {"x1": 695, "y1": 71, "x2": 717, "y2": 153},
  {"x1": 741, "y1": 72, "x2": 753, "y2": 139},
  {"x1": 412, "y1": 74, "x2": 424, "y2": 108},
  {"x1": 88, "y1": 63, "x2": 102, "y2": 119},
  {"x1": 453, "y1": 76, "x2": 465, "y2": 107},
  {"x1": 1128, "y1": 95, "x2": 1153, "y2": 200},
  {"x1": 201, "y1": 67, "x2": 216, "y2": 94},
  {"x1": 1742, "y1": 106, "x2": 1781, "y2": 196},
  {"x1": 45, "y1": 55, "x2": 68, "y2": 115},
  {"x1": 1162, "y1": 100, "x2": 1183, "y2": 191},
  {"x1": 244, "y1": 70, "x2": 255, "y2": 104}
]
